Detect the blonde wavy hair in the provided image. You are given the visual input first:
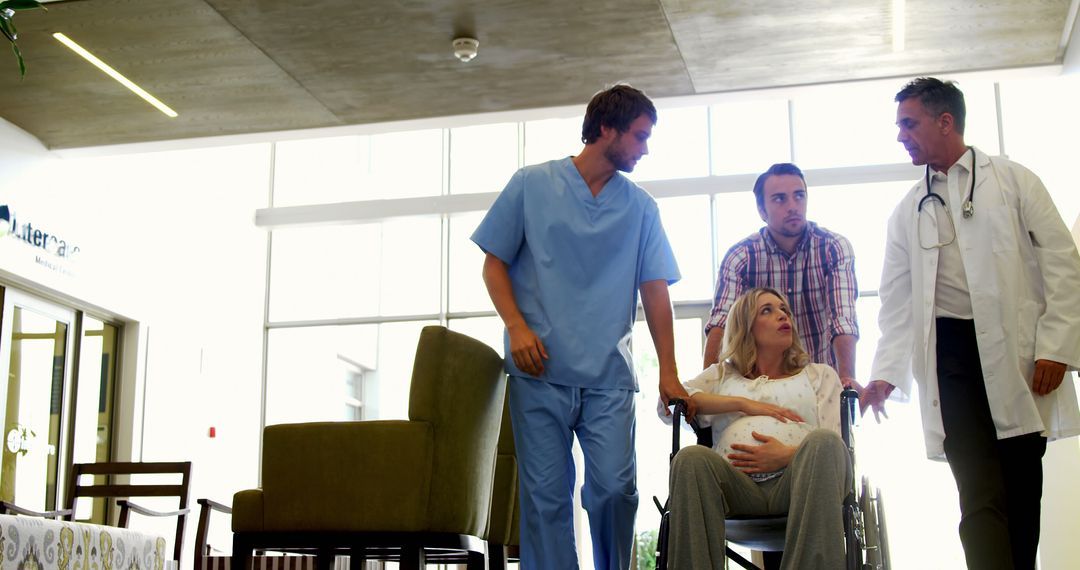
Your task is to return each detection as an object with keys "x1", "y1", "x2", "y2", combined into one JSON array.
[{"x1": 720, "y1": 287, "x2": 810, "y2": 377}]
